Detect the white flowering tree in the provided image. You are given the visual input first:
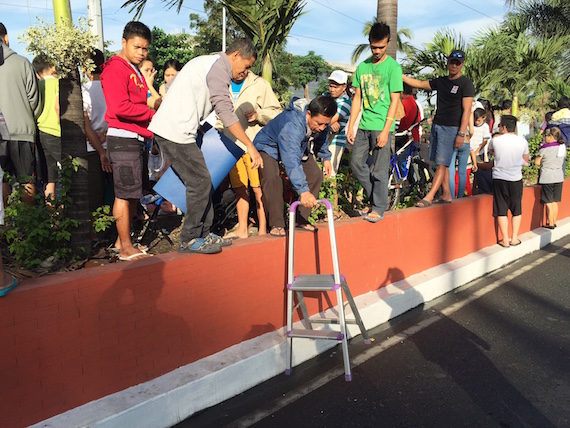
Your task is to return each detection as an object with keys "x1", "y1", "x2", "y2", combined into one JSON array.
[{"x1": 20, "y1": 17, "x2": 99, "y2": 258}]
